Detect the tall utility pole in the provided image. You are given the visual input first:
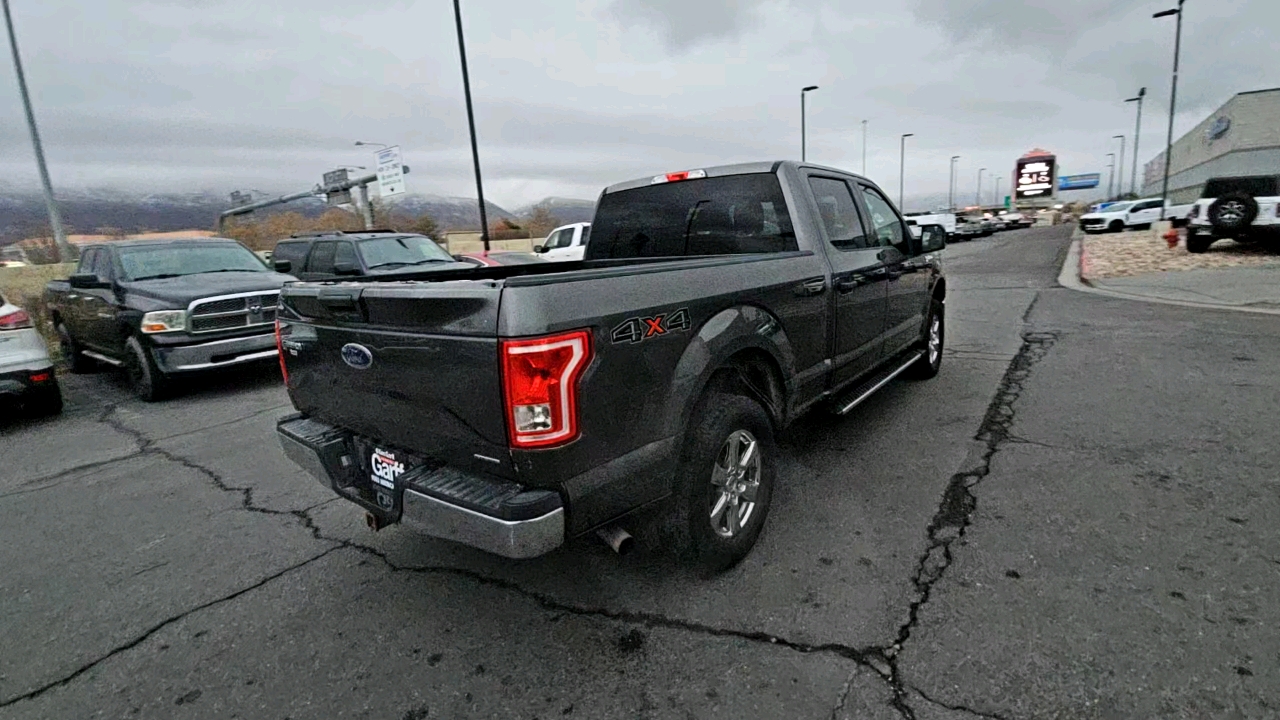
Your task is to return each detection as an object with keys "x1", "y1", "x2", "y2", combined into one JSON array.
[
  {"x1": 861, "y1": 120, "x2": 868, "y2": 175},
  {"x1": 949, "y1": 155, "x2": 960, "y2": 212},
  {"x1": 976, "y1": 168, "x2": 986, "y2": 207},
  {"x1": 993, "y1": 176, "x2": 1002, "y2": 207},
  {"x1": 801, "y1": 86, "x2": 819, "y2": 162},
  {"x1": 1106, "y1": 153, "x2": 1116, "y2": 200},
  {"x1": 1155, "y1": 0, "x2": 1185, "y2": 220},
  {"x1": 452, "y1": 0, "x2": 490, "y2": 250},
  {"x1": 1125, "y1": 88, "x2": 1146, "y2": 196},
  {"x1": 1112, "y1": 135, "x2": 1126, "y2": 200},
  {"x1": 3, "y1": 0, "x2": 70, "y2": 262},
  {"x1": 899, "y1": 133, "x2": 913, "y2": 210}
]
